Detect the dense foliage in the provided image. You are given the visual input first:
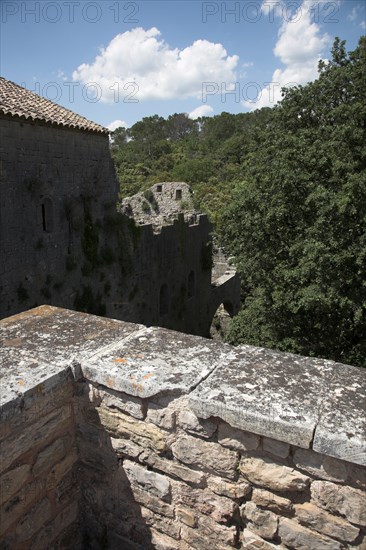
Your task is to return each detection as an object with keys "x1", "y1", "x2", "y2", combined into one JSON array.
[{"x1": 111, "y1": 37, "x2": 366, "y2": 367}]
